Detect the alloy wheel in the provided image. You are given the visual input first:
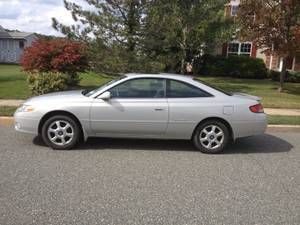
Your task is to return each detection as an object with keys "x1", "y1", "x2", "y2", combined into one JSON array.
[
  {"x1": 47, "y1": 120, "x2": 74, "y2": 146},
  {"x1": 199, "y1": 125, "x2": 224, "y2": 150}
]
